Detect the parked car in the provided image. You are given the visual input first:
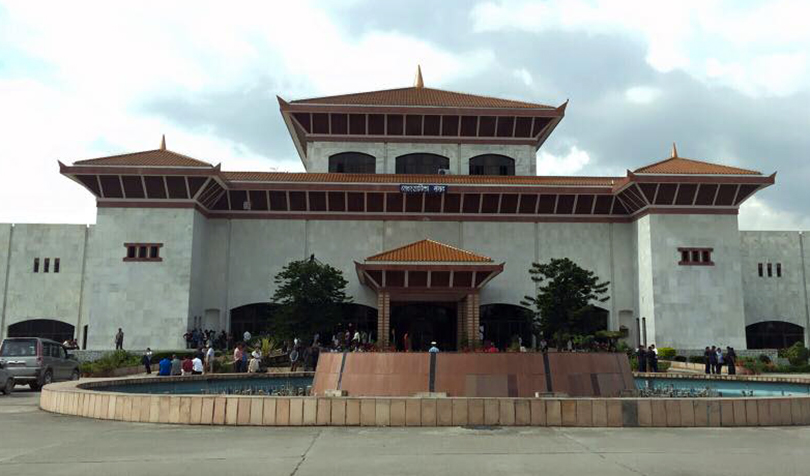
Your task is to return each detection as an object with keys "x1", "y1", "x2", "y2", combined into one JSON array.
[
  {"x1": 0, "y1": 337, "x2": 80, "y2": 390},
  {"x1": 0, "y1": 360, "x2": 13, "y2": 395}
]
